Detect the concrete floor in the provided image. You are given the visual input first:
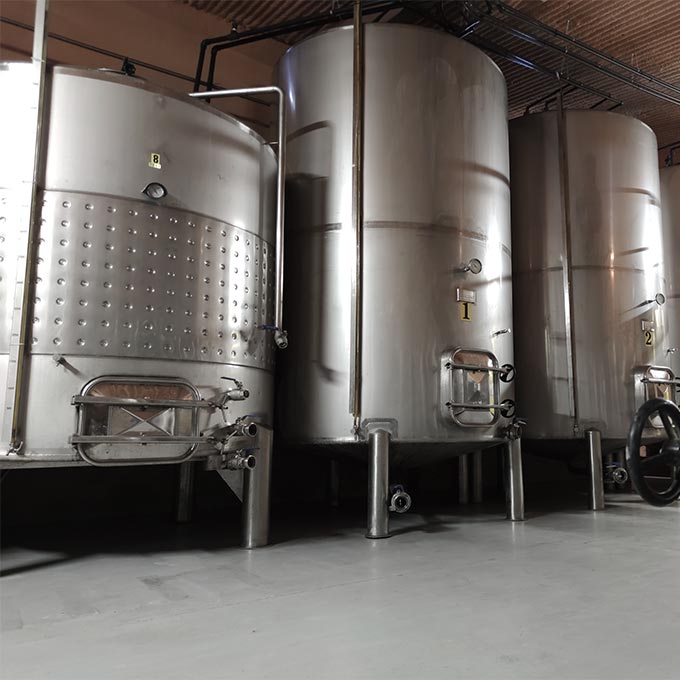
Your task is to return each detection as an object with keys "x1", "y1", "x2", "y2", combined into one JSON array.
[{"x1": 1, "y1": 494, "x2": 679, "y2": 680}]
